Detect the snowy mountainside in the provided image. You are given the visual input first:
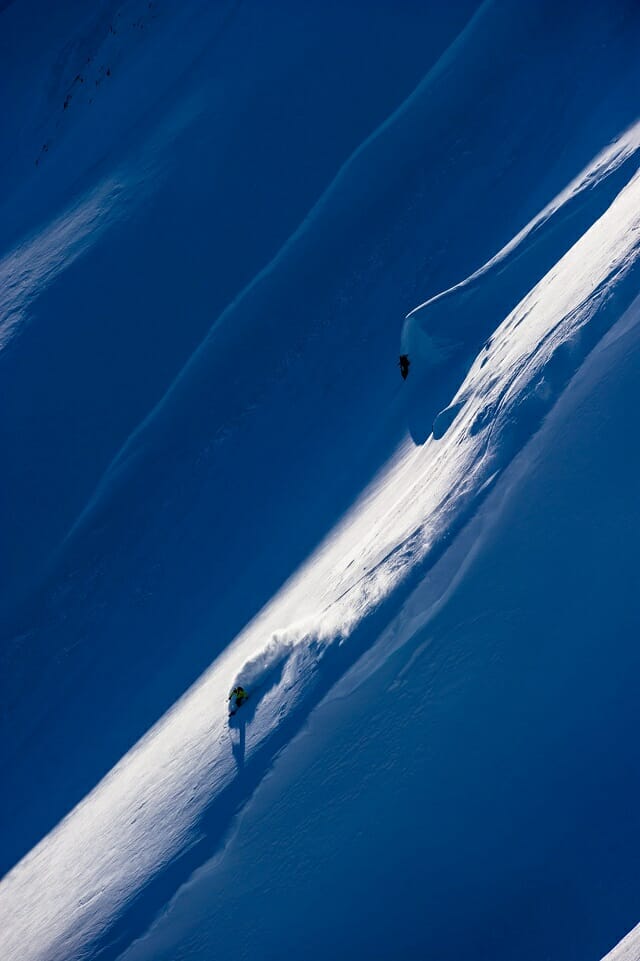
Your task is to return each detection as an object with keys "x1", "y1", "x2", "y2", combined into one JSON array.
[
  {"x1": 605, "y1": 926, "x2": 640, "y2": 961},
  {"x1": 1, "y1": 0, "x2": 461, "y2": 607},
  {"x1": 2, "y1": 2, "x2": 640, "y2": 960}
]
